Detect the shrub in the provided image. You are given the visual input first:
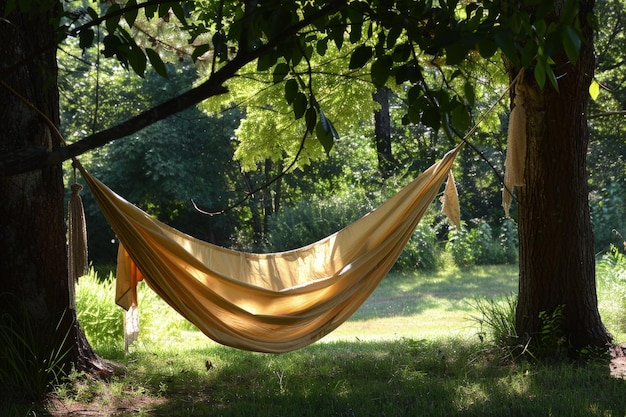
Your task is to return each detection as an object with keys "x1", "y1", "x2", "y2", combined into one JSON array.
[
  {"x1": 267, "y1": 189, "x2": 376, "y2": 251},
  {"x1": 76, "y1": 268, "x2": 197, "y2": 354},
  {"x1": 471, "y1": 295, "x2": 522, "y2": 359},
  {"x1": 446, "y1": 219, "x2": 518, "y2": 267},
  {"x1": 590, "y1": 182, "x2": 626, "y2": 253},
  {"x1": 76, "y1": 268, "x2": 123, "y2": 353},
  {"x1": 392, "y1": 213, "x2": 444, "y2": 272}
]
